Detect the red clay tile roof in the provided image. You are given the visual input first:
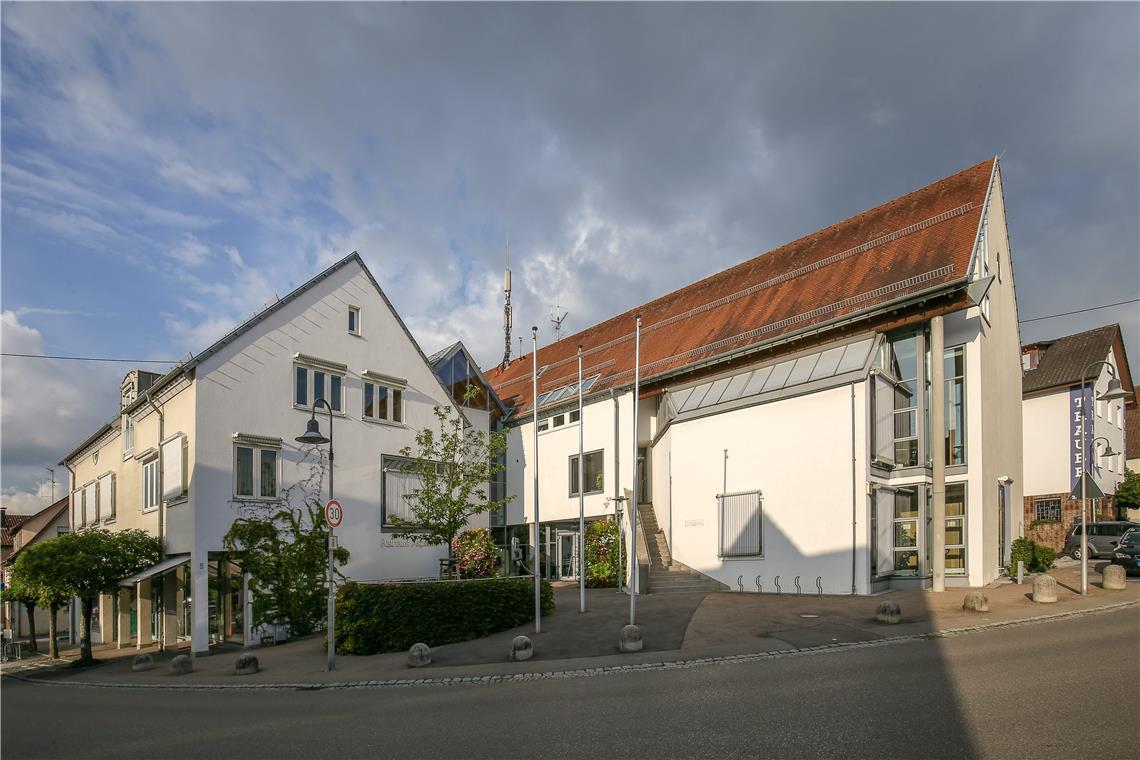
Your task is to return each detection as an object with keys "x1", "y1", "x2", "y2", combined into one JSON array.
[{"x1": 486, "y1": 158, "x2": 996, "y2": 412}]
